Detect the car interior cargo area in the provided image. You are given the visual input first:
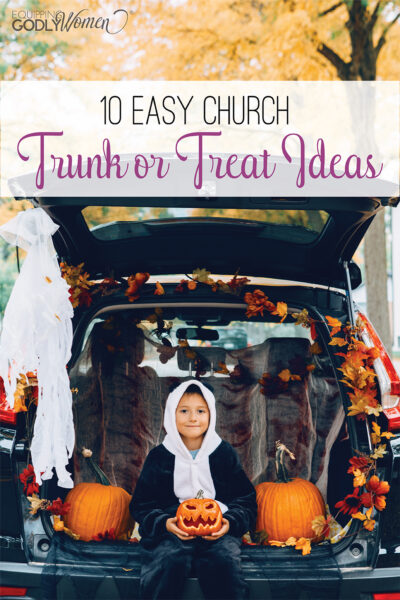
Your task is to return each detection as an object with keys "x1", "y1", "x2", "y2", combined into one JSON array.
[{"x1": 68, "y1": 305, "x2": 349, "y2": 529}]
